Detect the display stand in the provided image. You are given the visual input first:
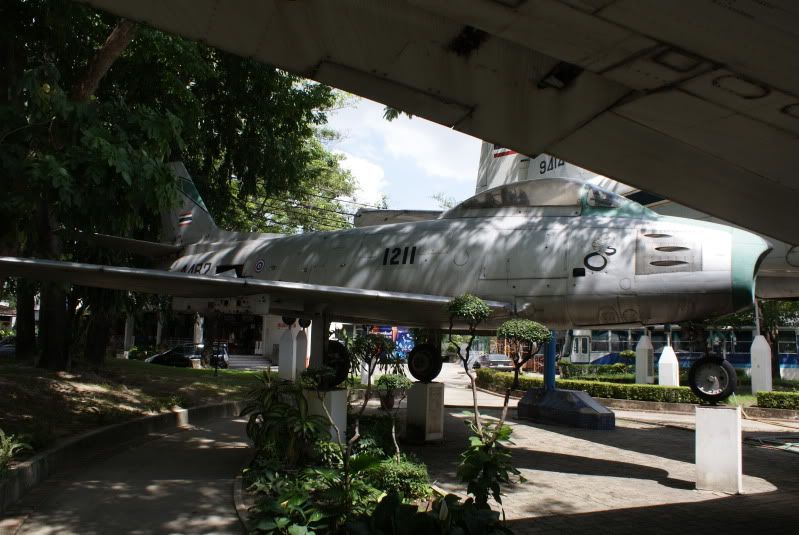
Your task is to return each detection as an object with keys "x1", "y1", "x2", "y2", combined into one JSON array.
[
  {"x1": 695, "y1": 405, "x2": 742, "y2": 494},
  {"x1": 406, "y1": 382, "x2": 445, "y2": 442},
  {"x1": 305, "y1": 389, "x2": 347, "y2": 444},
  {"x1": 658, "y1": 345, "x2": 679, "y2": 386}
]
